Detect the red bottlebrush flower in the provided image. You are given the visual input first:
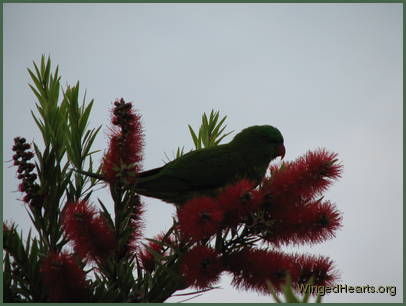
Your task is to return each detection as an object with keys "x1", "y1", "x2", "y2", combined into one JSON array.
[
  {"x1": 262, "y1": 149, "x2": 342, "y2": 207},
  {"x1": 224, "y1": 249, "x2": 296, "y2": 293},
  {"x1": 102, "y1": 98, "x2": 144, "y2": 183},
  {"x1": 181, "y1": 245, "x2": 222, "y2": 289},
  {"x1": 40, "y1": 252, "x2": 89, "y2": 302},
  {"x1": 294, "y1": 254, "x2": 338, "y2": 287},
  {"x1": 178, "y1": 197, "x2": 223, "y2": 242},
  {"x1": 102, "y1": 134, "x2": 123, "y2": 181},
  {"x1": 139, "y1": 232, "x2": 175, "y2": 273},
  {"x1": 62, "y1": 201, "x2": 115, "y2": 261},
  {"x1": 217, "y1": 180, "x2": 263, "y2": 225},
  {"x1": 264, "y1": 200, "x2": 342, "y2": 246}
]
